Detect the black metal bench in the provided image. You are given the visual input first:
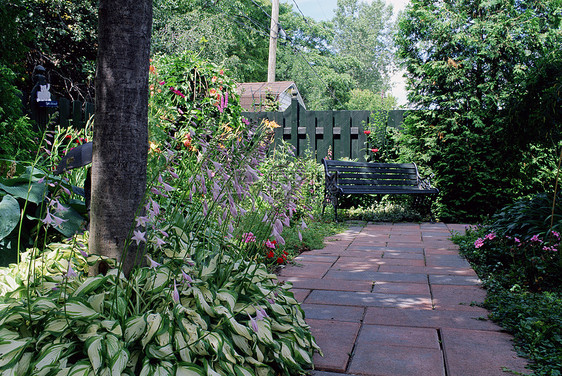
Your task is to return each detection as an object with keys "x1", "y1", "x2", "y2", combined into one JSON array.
[{"x1": 322, "y1": 158, "x2": 439, "y2": 220}]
